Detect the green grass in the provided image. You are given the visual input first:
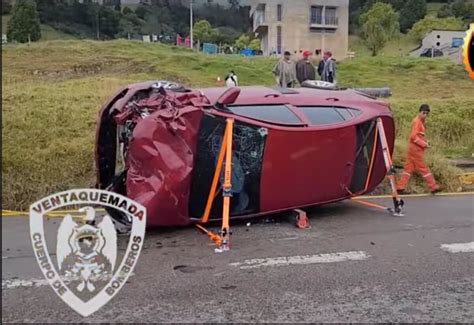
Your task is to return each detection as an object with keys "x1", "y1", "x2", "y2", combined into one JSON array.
[
  {"x1": 2, "y1": 15, "x2": 77, "y2": 41},
  {"x1": 349, "y1": 34, "x2": 420, "y2": 57},
  {"x1": 2, "y1": 39, "x2": 473, "y2": 210}
]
